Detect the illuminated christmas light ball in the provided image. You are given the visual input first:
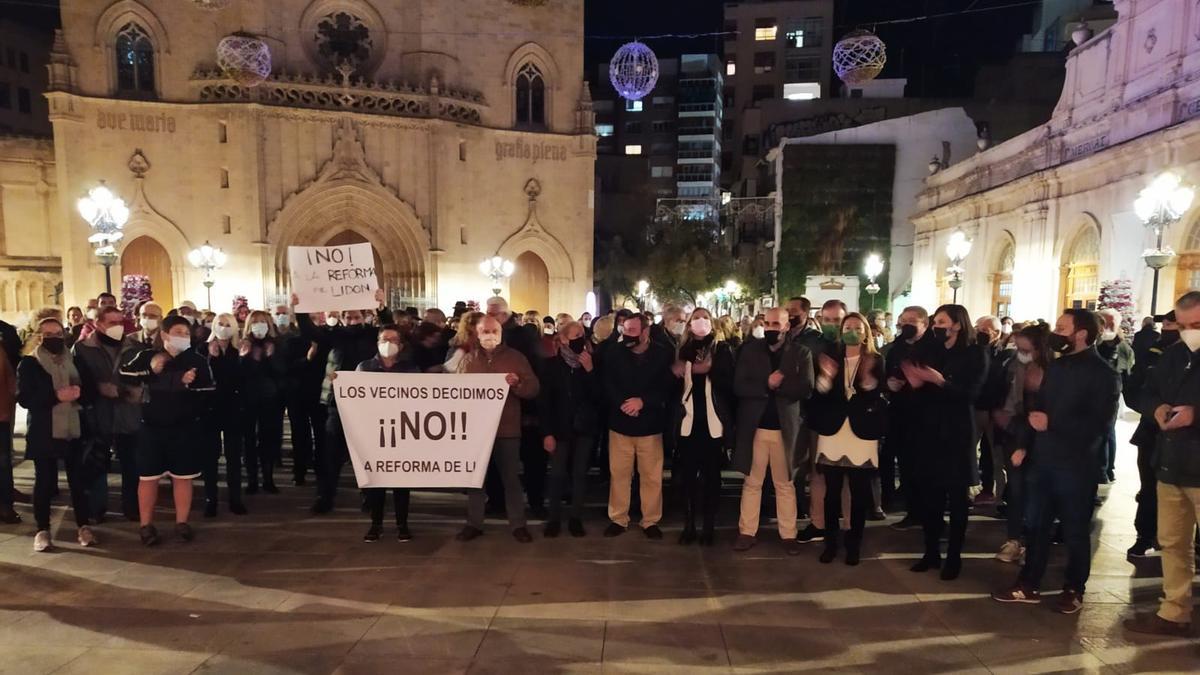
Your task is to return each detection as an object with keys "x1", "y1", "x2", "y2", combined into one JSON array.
[
  {"x1": 216, "y1": 33, "x2": 272, "y2": 87},
  {"x1": 609, "y1": 41, "x2": 659, "y2": 101},
  {"x1": 833, "y1": 30, "x2": 887, "y2": 85}
]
